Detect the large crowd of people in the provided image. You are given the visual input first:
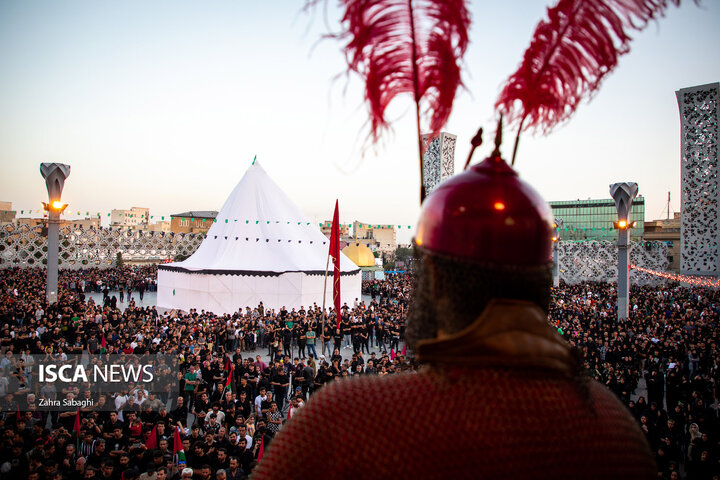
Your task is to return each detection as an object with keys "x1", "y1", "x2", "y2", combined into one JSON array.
[
  {"x1": 0, "y1": 265, "x2": 718, "y2": 478},
  {"x1": 549, "y1": 282, "x2": 720, "y2": 479}
]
